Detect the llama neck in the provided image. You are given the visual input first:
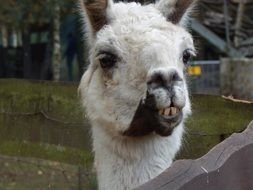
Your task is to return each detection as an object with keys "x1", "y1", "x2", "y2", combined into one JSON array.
[{"x1": 91, "y1": 123, "x2": 184, "y2": 190}]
